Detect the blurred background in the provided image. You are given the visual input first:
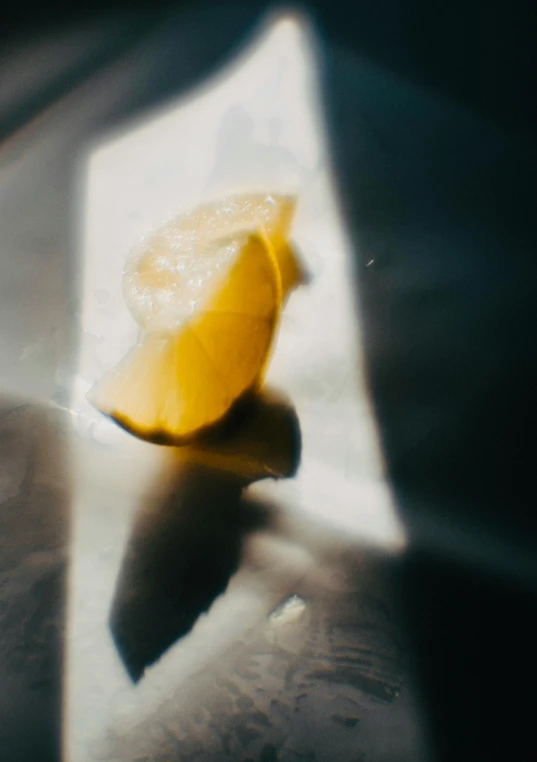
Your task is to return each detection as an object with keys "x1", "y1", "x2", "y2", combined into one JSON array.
[{"x1": 1, "y1": 2, "x2": 535, "y2": 761}]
